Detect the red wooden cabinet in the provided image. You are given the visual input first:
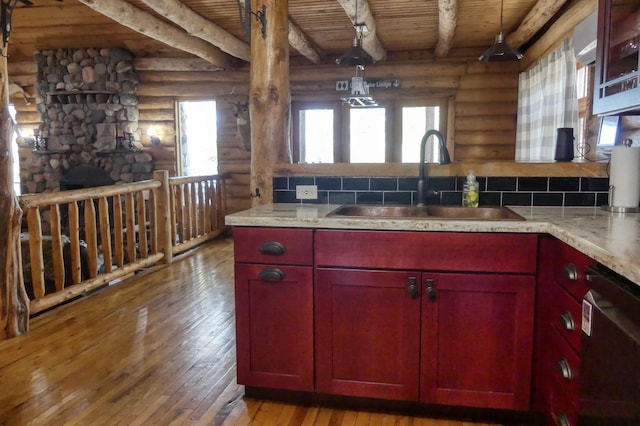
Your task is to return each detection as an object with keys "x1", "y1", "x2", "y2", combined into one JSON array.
[
  {"x1": 420, "y1": 273, "x2": 536, "y2": 410},
  {"x1": 315, "y1": 268, "x2": 421, "y2": 401},
  {"x1": 234, "y1": 227, "x2": 314, "y2": 391}
]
